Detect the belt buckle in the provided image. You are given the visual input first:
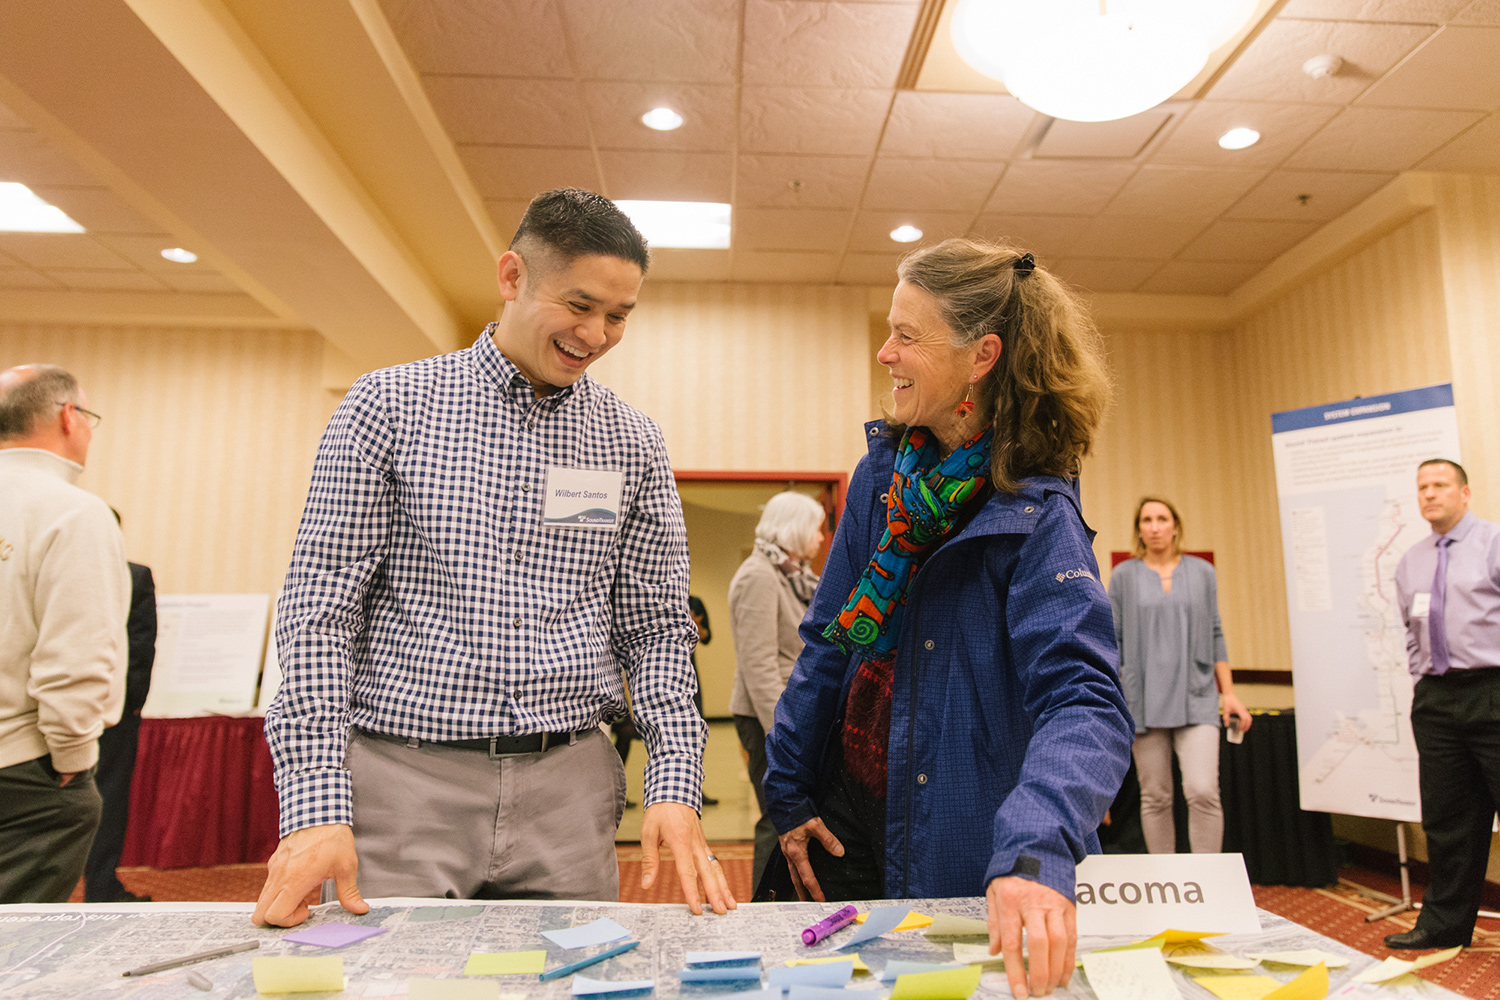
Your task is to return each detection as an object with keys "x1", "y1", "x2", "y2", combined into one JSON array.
[{"x1": 487, "y1": 736, "x2": 517, "y2": 761}]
